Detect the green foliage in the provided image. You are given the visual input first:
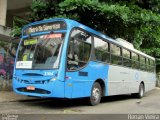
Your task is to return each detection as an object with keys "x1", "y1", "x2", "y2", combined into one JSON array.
[
  {"x1": 30, "y1": 0, "x2": 60, "y2": 21},
  {"x1": 11, "y1": 17, "x2": 29, "y2": 37},
  {"x1": 136, "y1": 0, "x2": 160, "y2": 13},
  {"x1": 12, "y1": 0, "x2": 160, "y2": 67},
  {"x1": 100, "y1": 0, "x2": 160, "y2": 14},
  {"x1": 54, "y1": 0, "x2": 160, "y2": 57}
]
